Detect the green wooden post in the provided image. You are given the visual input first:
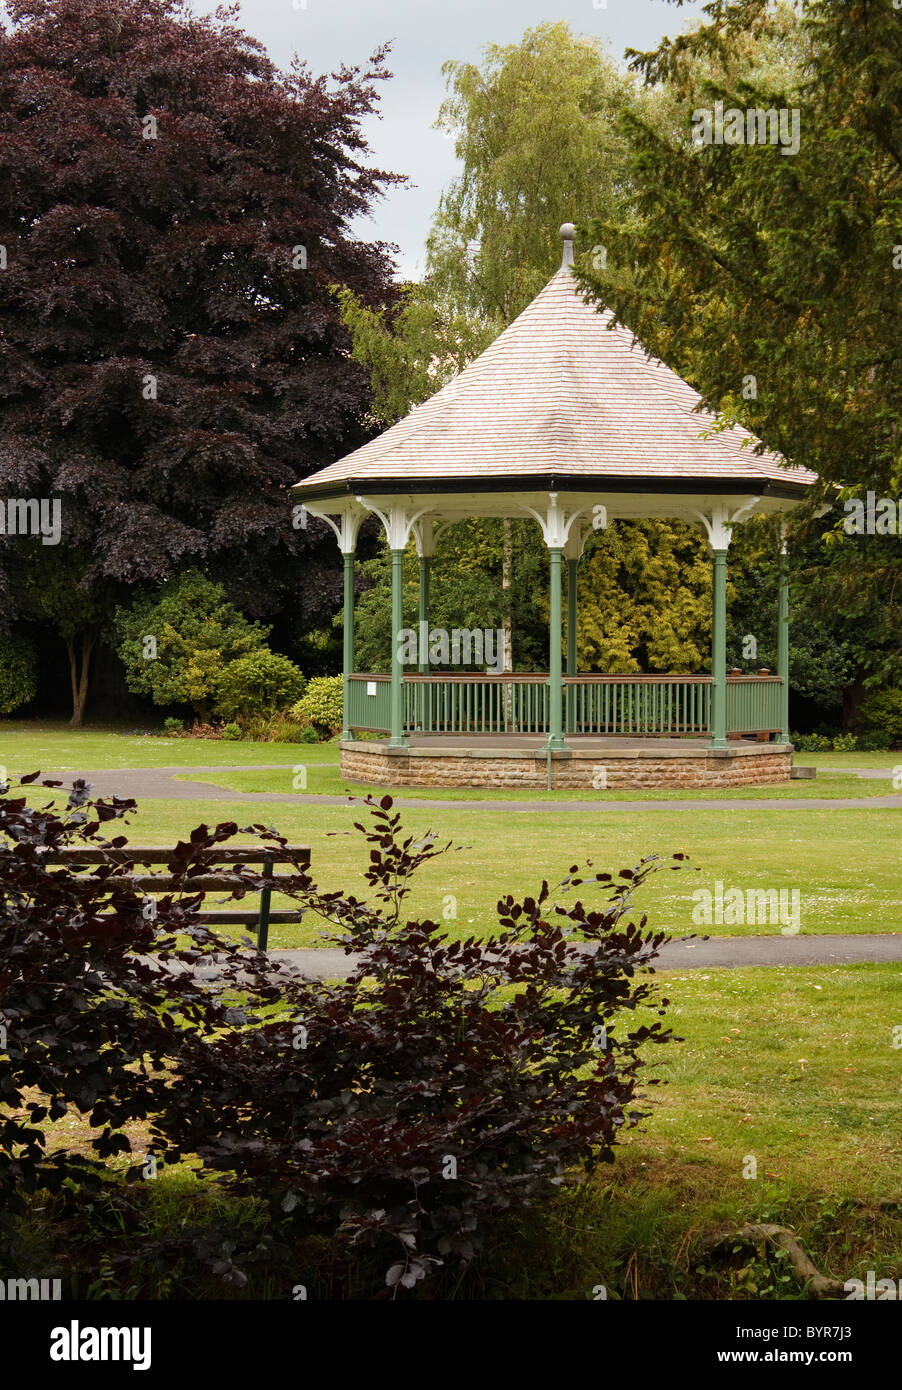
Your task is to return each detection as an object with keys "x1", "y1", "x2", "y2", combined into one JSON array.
[
  {"x1": 389, "y1": 547, "x2": 406, "y2": 747},
  {"x1": 778, "y1": 543, "x2": 790, "y2": 742},
  {"x1": 566, "y1": 556, "x2": 578, "y2": 733},
  {"x1": 710, "y1": 548, "x2": 728, "y2": 749},
  {"x1": 340, "y1": 552, "x2": 355, "y2": 741},
  {"x1": 257, "y1": 851, "x2": 273, "y2": 952},
  {"x1": 546, "y1": 547, "x2": 566, "y2": 750},
  {"x1": 418, "y1": 554, "x2": 430, "y2": 731}
]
